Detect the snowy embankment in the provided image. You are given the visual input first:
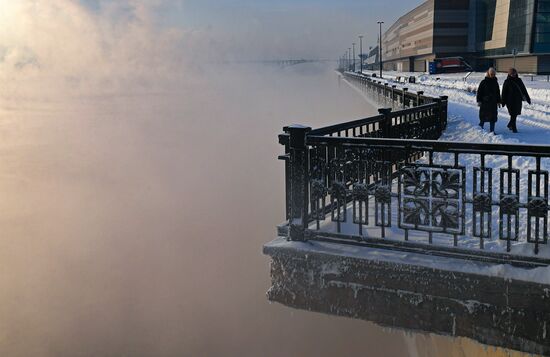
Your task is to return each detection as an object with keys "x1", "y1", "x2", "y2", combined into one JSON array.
[{"x1": 362, "y1": 70, "x2": 550, "y2": 138}]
